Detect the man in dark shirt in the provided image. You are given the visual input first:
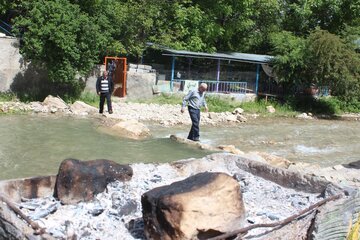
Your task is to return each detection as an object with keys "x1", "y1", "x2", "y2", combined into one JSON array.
[{"x1": 96, "y1": 71, "x2": 114, "y2": 114}]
